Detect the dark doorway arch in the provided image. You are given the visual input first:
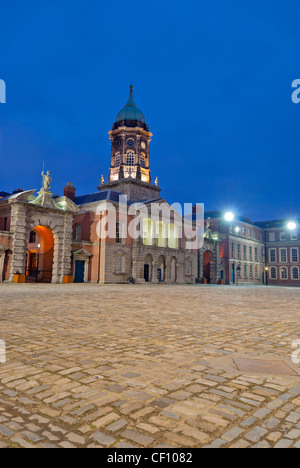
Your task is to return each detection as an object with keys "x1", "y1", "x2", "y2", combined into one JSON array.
[{"x1": 203, "y1": 250, "x2": 214, "y2": 284}]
